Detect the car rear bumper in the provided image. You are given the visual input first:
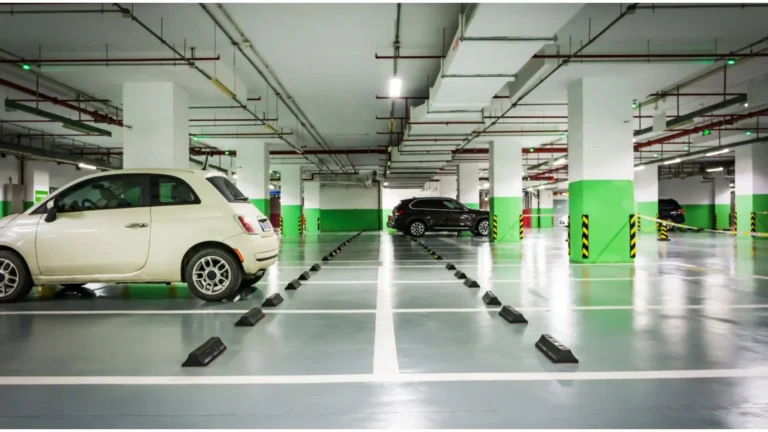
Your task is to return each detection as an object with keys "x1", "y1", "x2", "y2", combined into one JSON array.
[{"x1": 224, "y1": 232, "x2": 279, "y2": 275}]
